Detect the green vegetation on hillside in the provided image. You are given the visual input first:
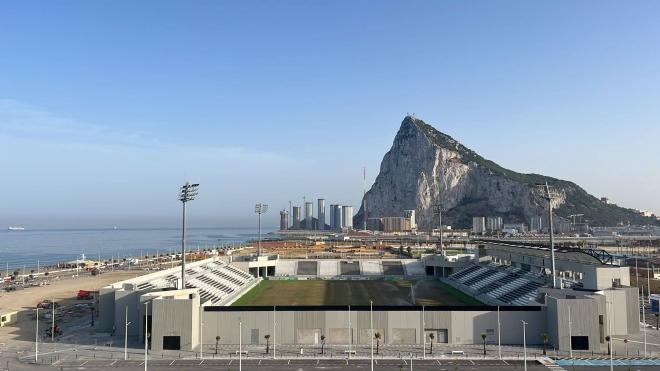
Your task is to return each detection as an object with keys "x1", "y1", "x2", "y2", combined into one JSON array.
[{"x1": 410, "y1": 117, "x2": 658, "y2": 227}]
